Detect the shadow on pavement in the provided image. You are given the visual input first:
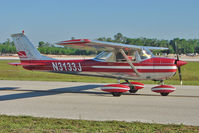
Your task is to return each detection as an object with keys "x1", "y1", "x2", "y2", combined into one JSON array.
[{"x1": 0, "y1": 85, "x2": 108, "y2": 101}]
